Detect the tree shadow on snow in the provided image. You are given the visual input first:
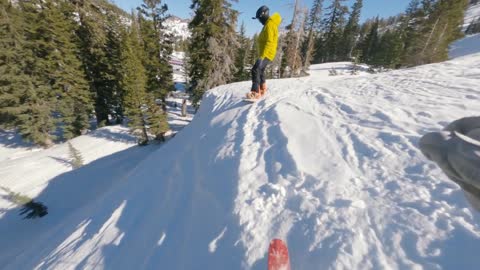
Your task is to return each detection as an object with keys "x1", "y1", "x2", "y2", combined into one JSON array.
[
  {"x1": 0, "y1": 144, "x2": 157, "y2": 268},
  {"x1": 89, "y1": 128, "x2": 136, "y2": 144},
  {"x1": 0, "y1": 129, "x2": 35, "y2": 149}
]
